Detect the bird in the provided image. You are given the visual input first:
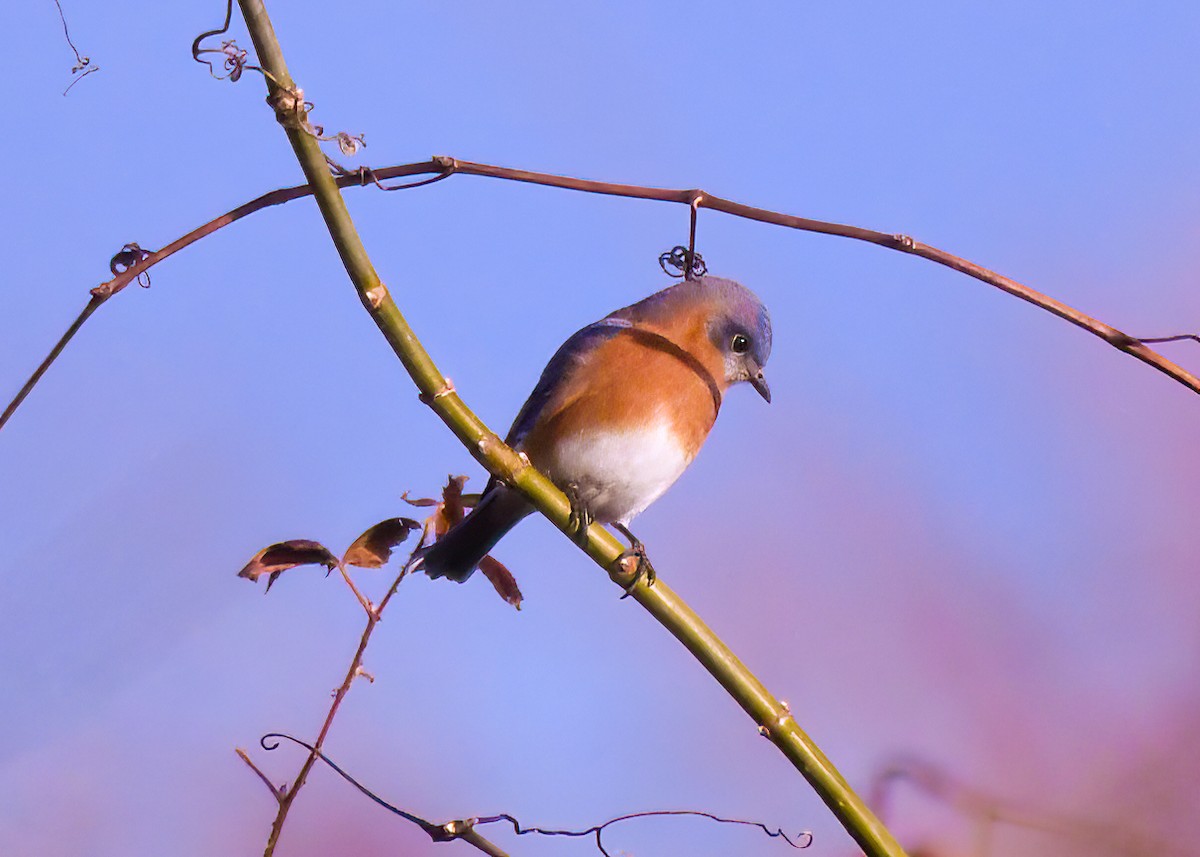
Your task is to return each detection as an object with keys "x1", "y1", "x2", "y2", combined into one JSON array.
[{"x1": 421, "y1": 275, "x2": 772, "y2": 584}]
